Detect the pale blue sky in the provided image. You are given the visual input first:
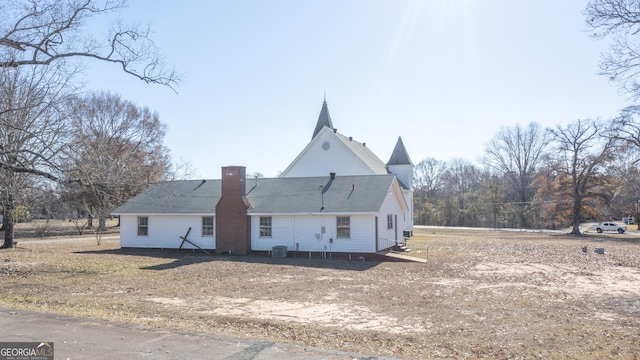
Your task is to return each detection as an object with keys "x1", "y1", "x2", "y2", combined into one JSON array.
[{"x1": 82, "y1": 0, "x2": 627, "y2": 179}]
